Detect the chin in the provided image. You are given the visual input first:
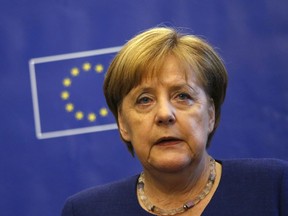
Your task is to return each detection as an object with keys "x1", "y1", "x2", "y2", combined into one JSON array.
[{"x1": 150, "y1": 156, "x2": 192, "y2": 173}]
